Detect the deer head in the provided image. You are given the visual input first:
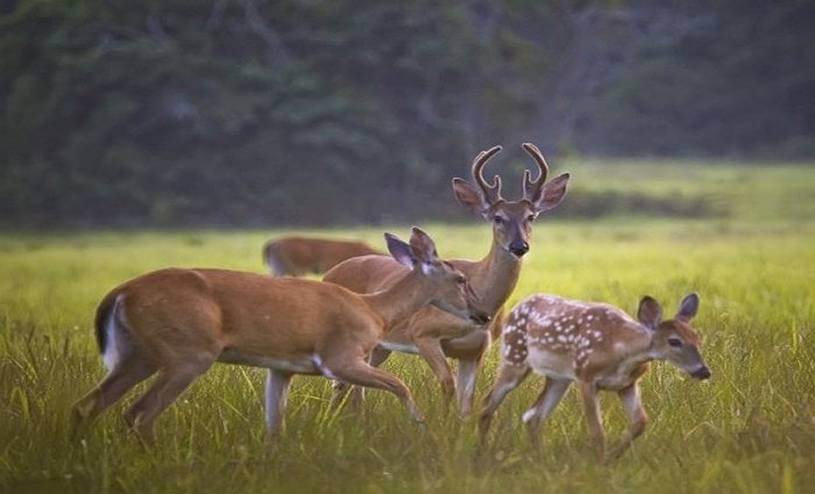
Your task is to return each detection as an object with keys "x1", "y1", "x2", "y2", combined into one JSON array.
[
  {"x1": 385, "y1": 227, "x2": 490, "y2": 325},
  {"x1": 637, "y1": 293, "x2": 711, "y2": 380},
  {"x1": 451, "y1": 143, "x2": 570, "y2": 258}
]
